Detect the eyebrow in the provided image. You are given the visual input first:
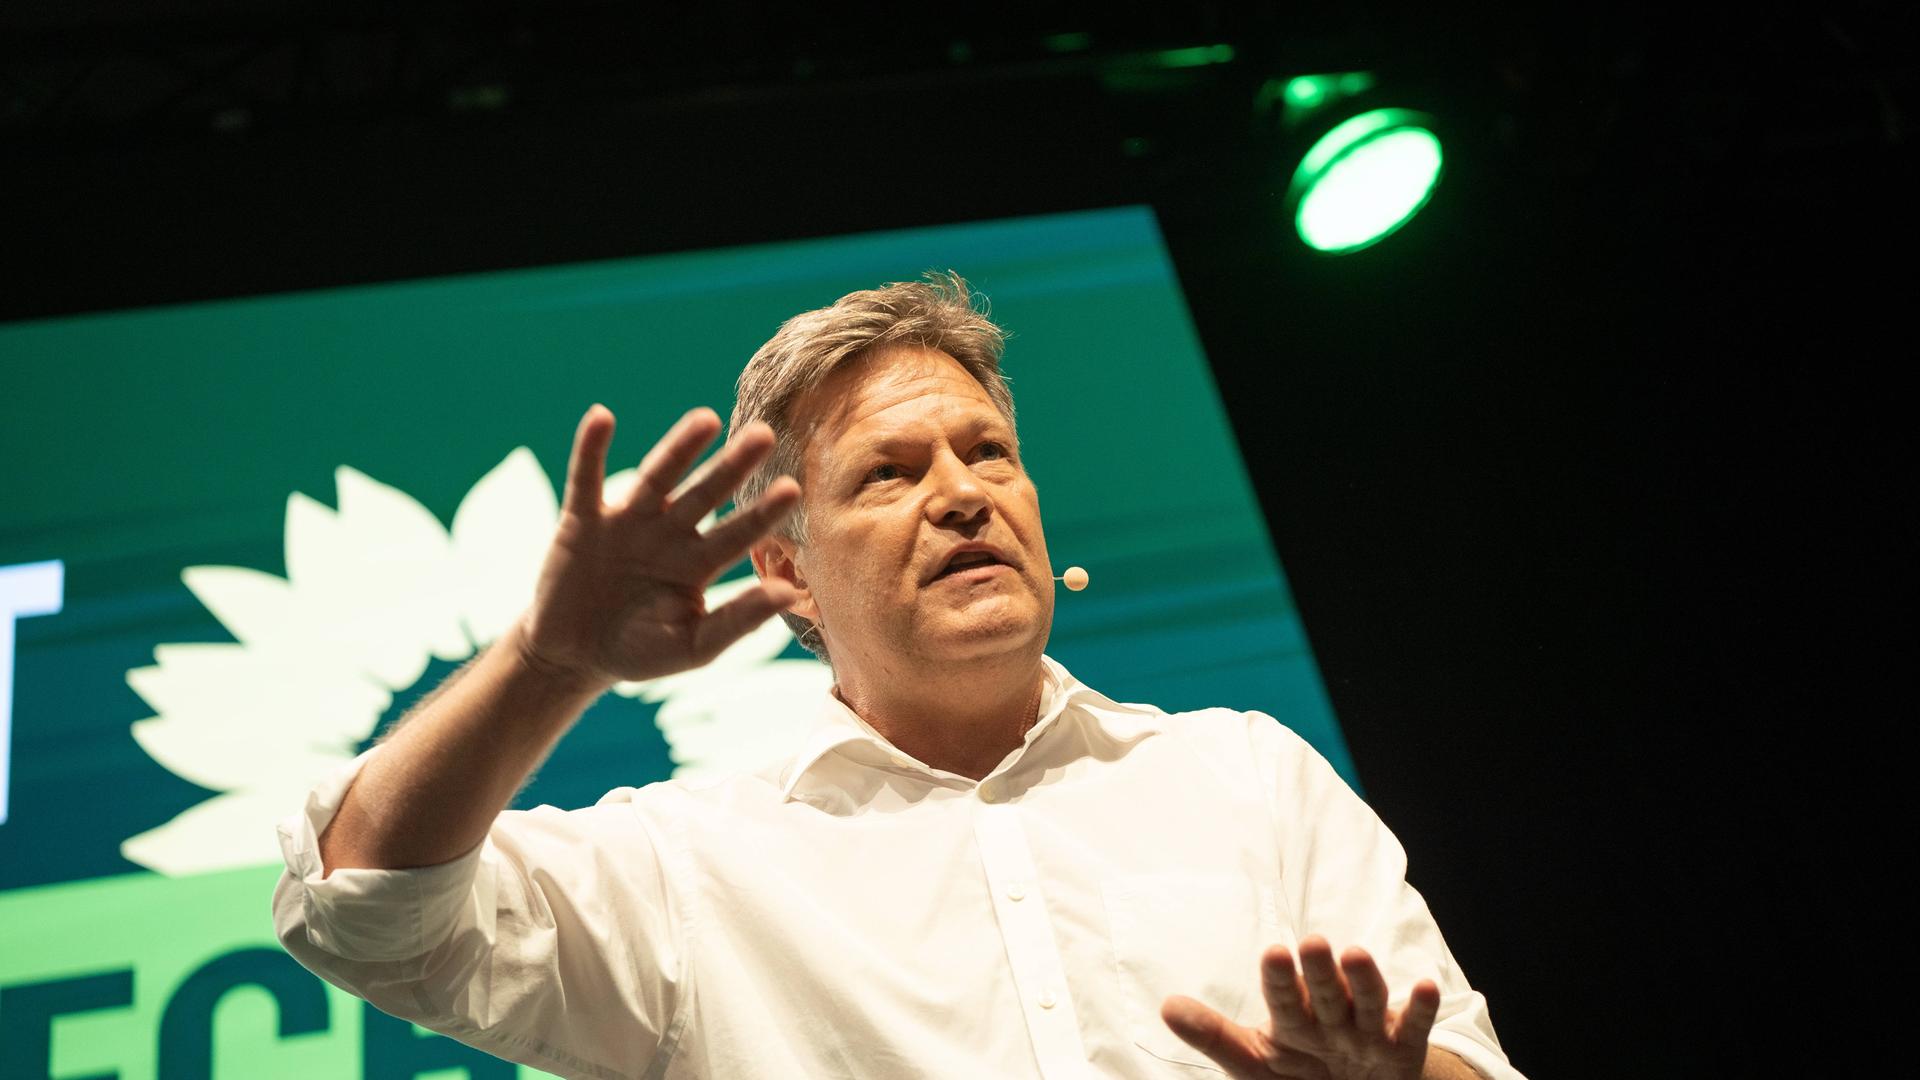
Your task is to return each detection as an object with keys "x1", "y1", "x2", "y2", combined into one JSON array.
[{"x1": 847, "y1": 412, "x2": 1014, "y2": 459}]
